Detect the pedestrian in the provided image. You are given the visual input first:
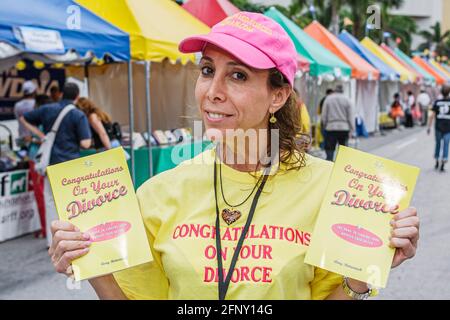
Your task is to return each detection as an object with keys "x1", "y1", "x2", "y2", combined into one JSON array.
[
  {"x1": 322, "y1": 84, "x2": 355, "y2": 161},
  {"x1": 318, "y1": 88, "x2": 333, "y2": 116},
  {"x1": 48, "y1": 12, "x2": 420, "y2": 300},
  {"x1": 293, "y1": 88, "x2": 311, "y2": 134},
  {"x1": 389, "y1": 93, "x2": 404, "y2": 129},
  {"x1": 427, "y1": 85, "x2": 450, "y2": 172},
  {"x1": 317, "y1": 89, "x2": 333, "y2": 150},
  {"x1": 404, "y1": 91, "x2": 415, "y2": 128},
  {"x1": 417, "y1": 88, "x2": 431, "y2": 126},
  {"x1": 19, "y1": 82, "x2": 91, "y2": 247},
  {"x1": 35, "y1": 94, "x2": 52, "y2": 109},
  {"x1": 76, "y1": 97, "x2": 120, "y2": 150},
  {"x1": 14, "y1": 80, "x2": 37, "y2": 149},
  {"x1": 49, "y1": 85, "x2": 62, "y2": 103},
  {"x1": 293, "y1": 88, "x2": 311, "y2": 151}
]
